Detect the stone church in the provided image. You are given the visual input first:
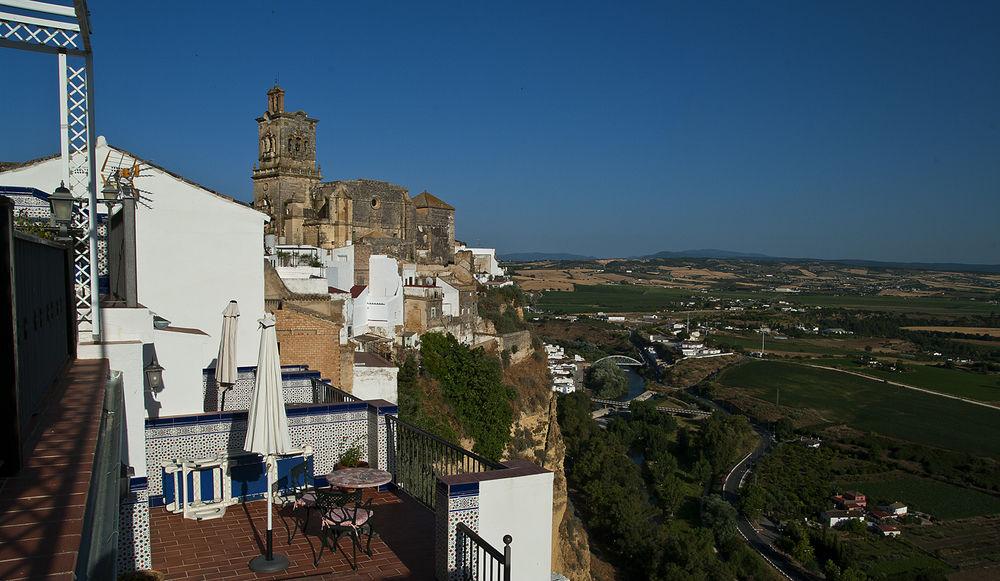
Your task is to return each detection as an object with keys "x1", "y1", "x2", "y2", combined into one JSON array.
[{"x1": 251, "y1": 85, "x2": 455, "y2": 267}]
